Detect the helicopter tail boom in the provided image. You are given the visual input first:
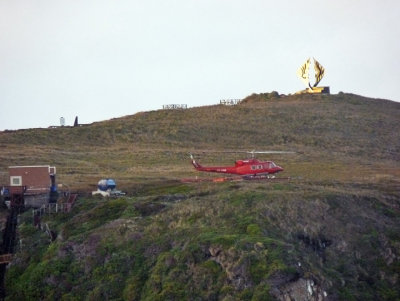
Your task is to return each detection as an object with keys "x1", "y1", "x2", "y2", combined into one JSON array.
[{"x1": 190, "y1": 154, "x2": 238, "y2": 174}]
